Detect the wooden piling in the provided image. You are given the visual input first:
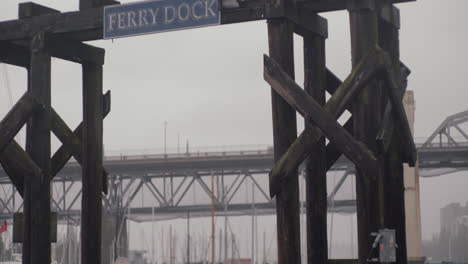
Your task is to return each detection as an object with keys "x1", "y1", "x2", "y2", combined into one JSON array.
[
  {"x1": 267, "y1": 18, "x2": 301, "y2": 264},
  {"x1": 303, "y1": 31, "x2": 328, "y2": 264},
  {"x1": 378, "y1": 4, "x2": 409, "y2": 264},
  {"x1": 348, "y1": 2, "x2": 383, "y2": 263},
  {"x1": 81, "y1": 61, "x2": 104, "y2": 264},
  {"x1": 24, "y1": 31, "x2": 52, "y2": 264}
]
